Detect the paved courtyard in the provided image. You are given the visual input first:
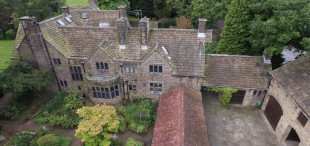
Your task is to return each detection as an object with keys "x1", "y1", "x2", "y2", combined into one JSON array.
[{"x1": 202, "y1": 90, "x2": 280, "y2": 146}]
